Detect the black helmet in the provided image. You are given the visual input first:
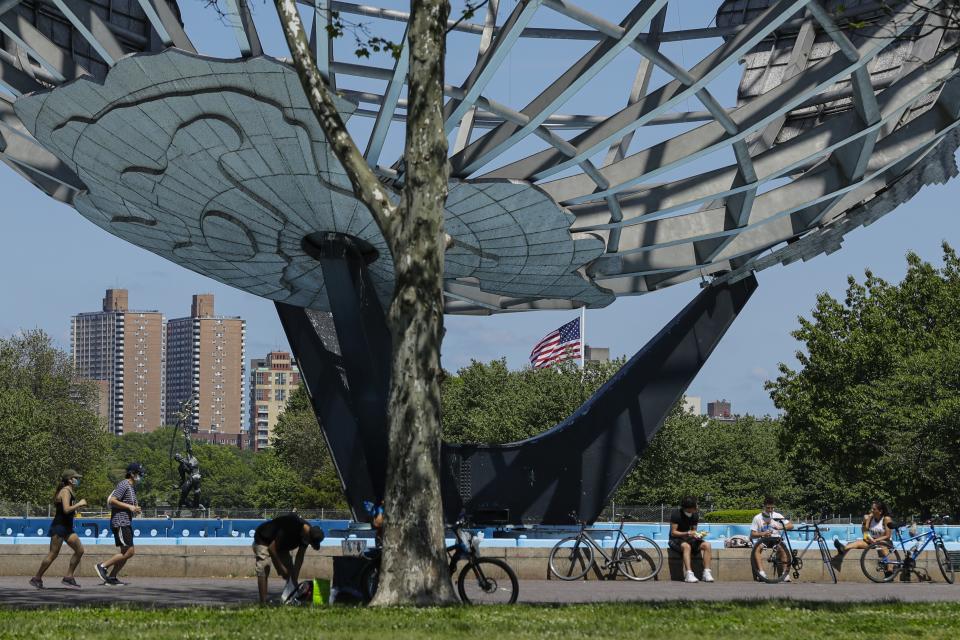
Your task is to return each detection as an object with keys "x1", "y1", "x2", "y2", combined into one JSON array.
[{"x1": 126, "y1": 462, "x2": 145, "y2": 476}]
